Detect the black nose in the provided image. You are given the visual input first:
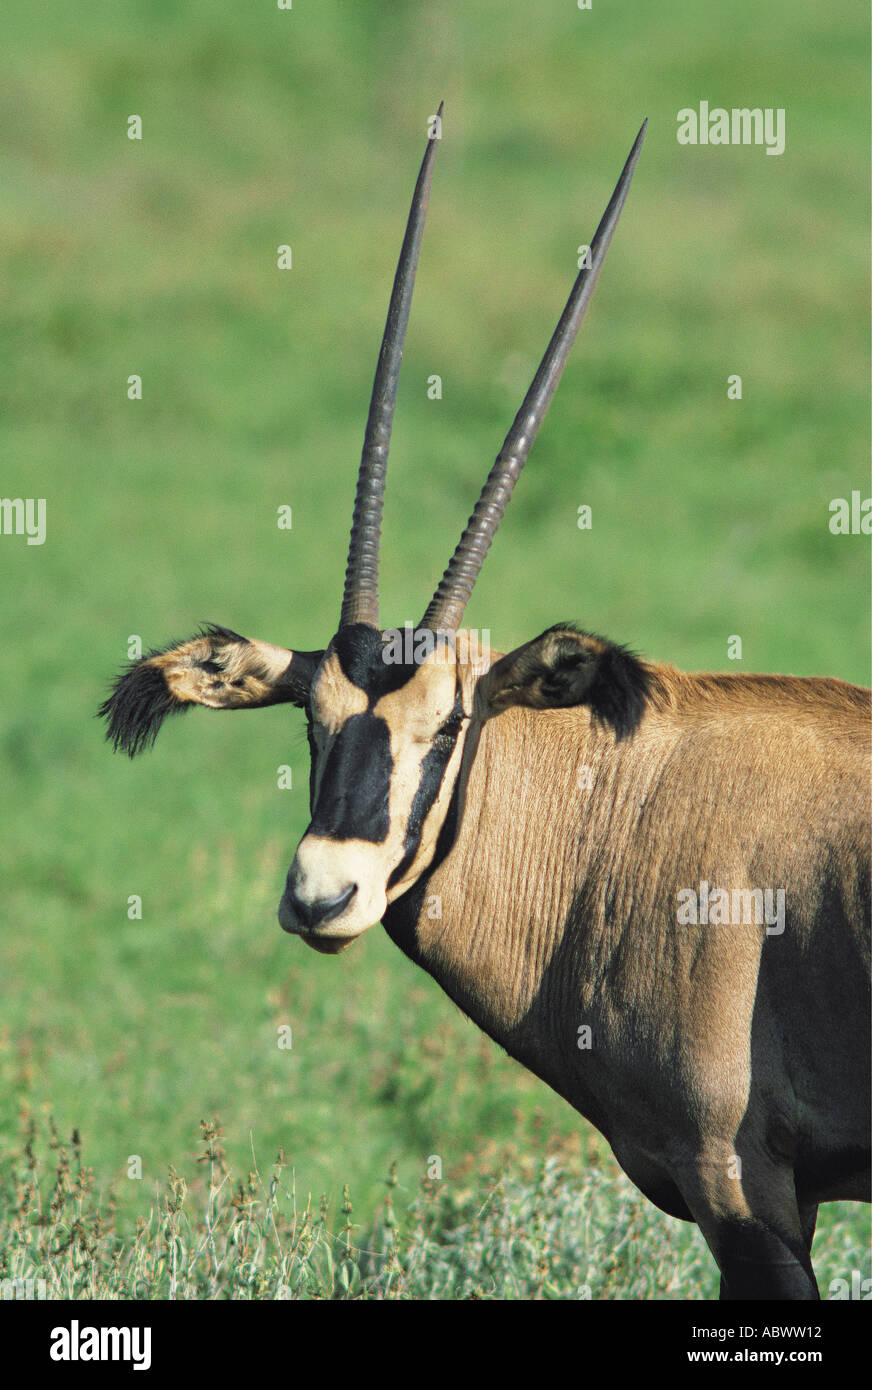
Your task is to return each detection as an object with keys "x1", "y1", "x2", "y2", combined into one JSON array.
[{"x1": 284, "y1": 879, "x2": 357, "y2": 930}]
